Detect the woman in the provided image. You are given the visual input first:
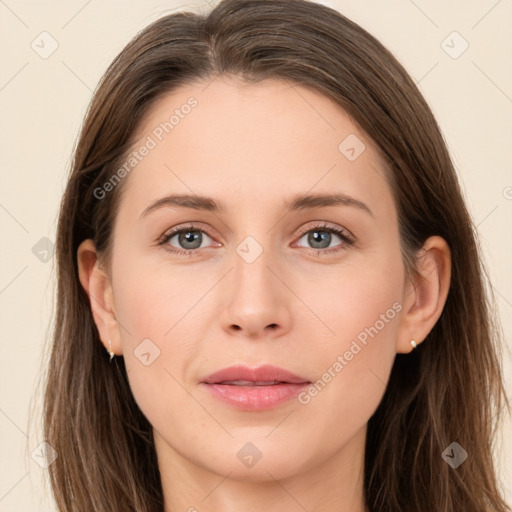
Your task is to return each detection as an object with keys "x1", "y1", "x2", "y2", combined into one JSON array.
[{"x1": 43, "y1": 0, "x2": 511, "y2": 510}]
